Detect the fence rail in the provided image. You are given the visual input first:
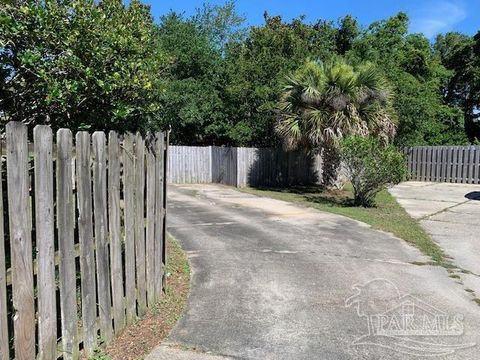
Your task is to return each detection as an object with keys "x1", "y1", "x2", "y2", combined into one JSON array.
[
  {"x1": 0, "y1": 122, "x2": 168, "y2": 359},
  {"x1": 405, "y1": 146, "x2": 480, "y2": 184},
  {"x1": 167, "y1": 145, "x2": 322, "y2": 187}
]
